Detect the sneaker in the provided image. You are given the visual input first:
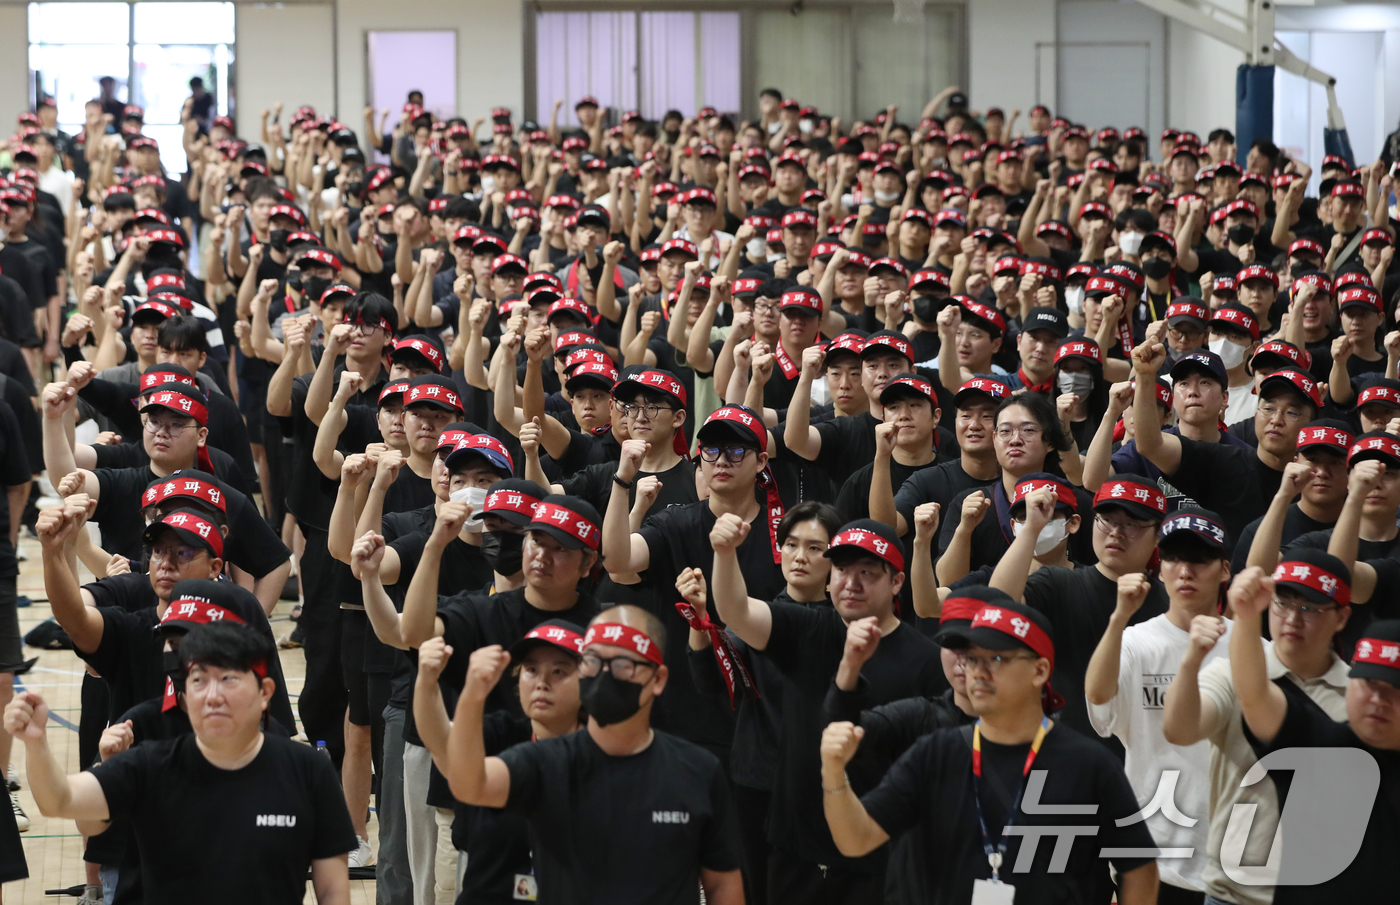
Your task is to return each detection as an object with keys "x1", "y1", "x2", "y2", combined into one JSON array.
[
  {"x1": 11, "y1": 793, "x2": 28, "y2": 832},
  {"x1": 14, "y1": 548, "x2": 24, "y2": 562},
  {"x1": 75, "y1": 886, "x2": 103, "y2": 905},
  {"x1": 348, "y1": 835, "x2": 374, "y2": 868},
  {"x1": 6, "y1": 765, "x2": 16, "y2": 792}
]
